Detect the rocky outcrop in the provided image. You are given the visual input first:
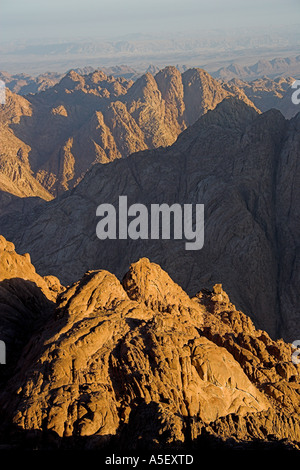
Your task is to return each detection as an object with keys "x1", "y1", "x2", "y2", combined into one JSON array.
[
  {"x1": 213, "y1": 55, "x2": 300, "y2": 81},
  {"x1": 2, "y1": 99, "x2": 299, "y2": 341},
  {"x1": 225, "y1": 76, "x2": 299, "y2": 119},
  {"x1": 4, "y1": 65, "x2": 297, "y2": 201},
  {"x1": 0, "y1": 153, "x2": 53, "y2": 202},
  {"x1": 0, "y1": 71, "x2": 63, "y2": 95},
  {"x1": 0, "y1": 235, "x2": 62, "y2": 299},
  {"x1": 0, "y1": 237, "x2": 63, "y2": 384},
  {"x1": 0, "y1": 250, "x2": 299, "y2": 450},
  {"x1": 0, "y1": 67, "x2": 258, "y2": 196}
]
